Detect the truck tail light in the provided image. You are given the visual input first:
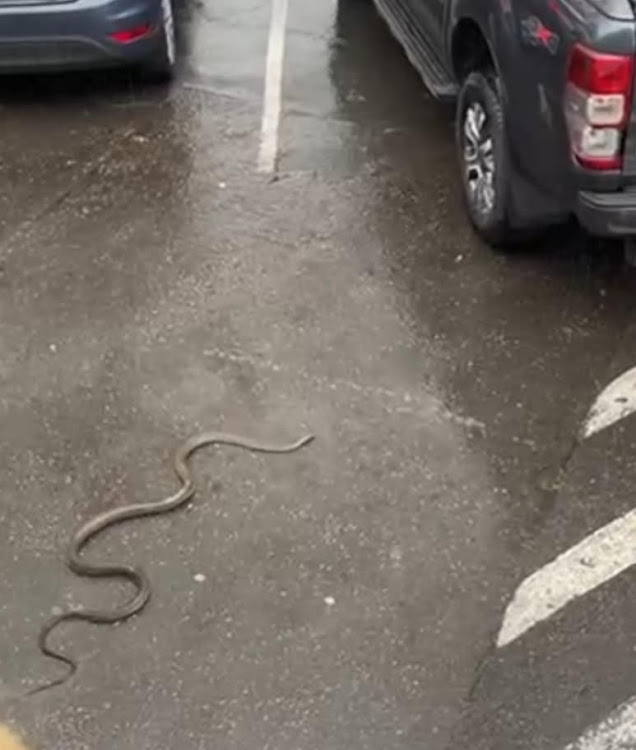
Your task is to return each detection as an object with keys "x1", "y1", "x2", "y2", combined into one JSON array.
[{"x1": 565, "y1": 44, "x2": 634, "y2": 170}]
